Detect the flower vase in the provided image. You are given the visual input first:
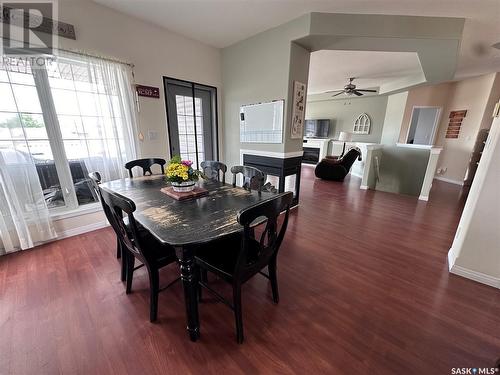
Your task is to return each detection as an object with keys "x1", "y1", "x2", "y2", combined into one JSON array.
[{"x1": 171, "y1": 181, "x2": 196, "y2": 193}]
